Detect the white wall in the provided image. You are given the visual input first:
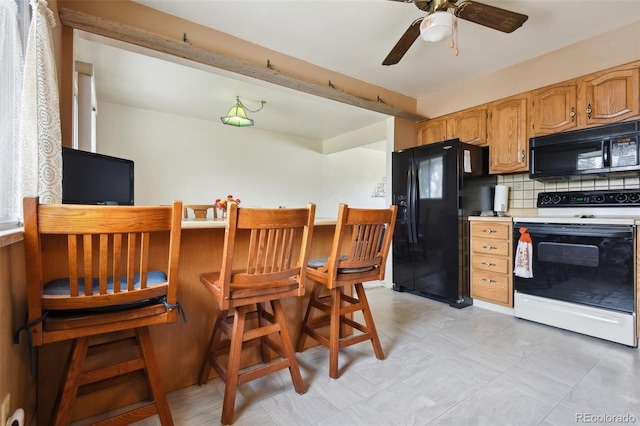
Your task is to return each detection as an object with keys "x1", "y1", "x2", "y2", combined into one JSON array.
[{"x1": 96, "y1": 102, "x2": 387, "y2": 218}]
